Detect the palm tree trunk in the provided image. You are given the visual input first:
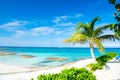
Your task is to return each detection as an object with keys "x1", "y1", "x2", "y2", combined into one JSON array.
[{"x1": 89, "y1": 43, "x2": 97, "y2": 63}]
